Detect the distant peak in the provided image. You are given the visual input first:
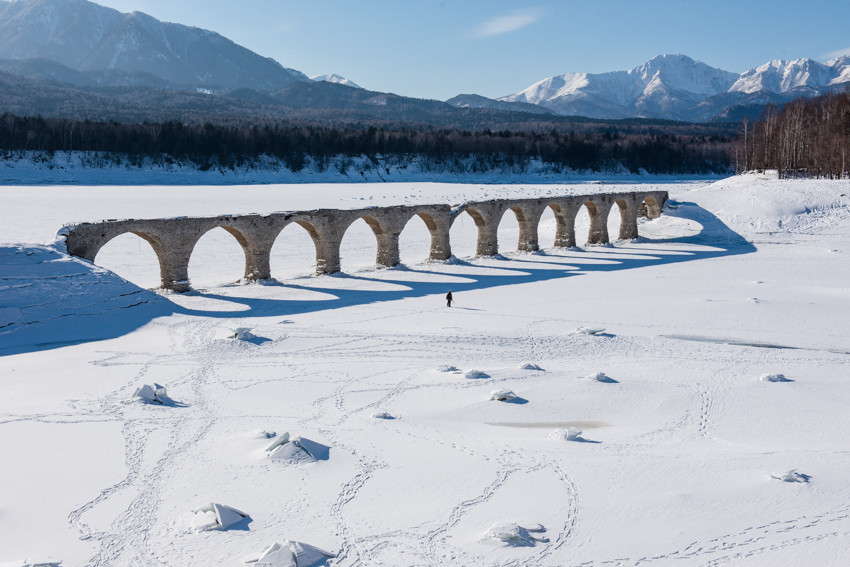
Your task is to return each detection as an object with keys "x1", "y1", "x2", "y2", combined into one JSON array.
[{"x1": 310, "y1": 73, "x2": 361, "y2": 89}]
